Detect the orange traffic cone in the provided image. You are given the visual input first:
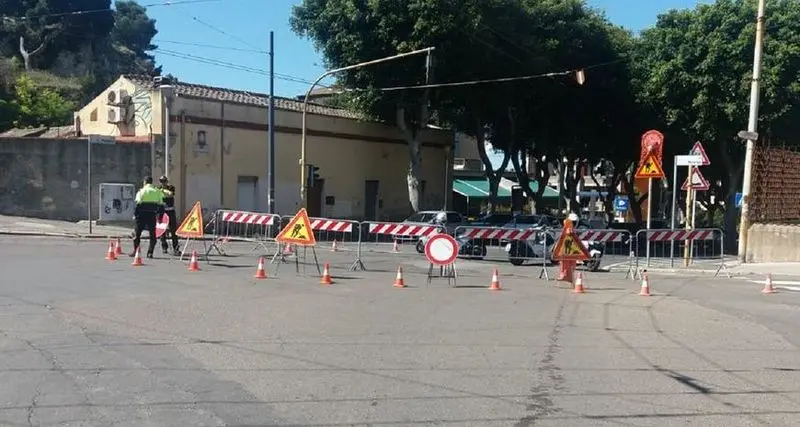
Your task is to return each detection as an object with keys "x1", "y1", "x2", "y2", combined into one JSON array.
[
  {"x1": 393, "y1": 266, "x2": 406, "y2": 288},
  {"x1": 761, "y1": 274, "x2": 776, "y2": 294},
  {"x1": 131, "y1": 248, "x2": 144, "y2": 266},
  {"x1": 489, "y1": 268, "x2": 502, "y2": 291},
  {"x1": 105, "y1": 240, "x2": 117, "y2": 261},
  {"x1": 254, "y1": 257, "x2": 267, "y2": 279},
  {"x1": 115, "y1": 237, "x2": 123, "y2": 255},
  {"x1": 283, "y1": 243, "x2": 294, "y2": 255},
  {"x1": 187, "y1": 250, "x2": 200, "y2": 271},
  {"x1": 392, "y1": 240, "x2": 400, "y2": 253},
  {"x1": 639, "y1": 274, "x2": 651, "y2": 296},
  {"x1": 331, "y1": 240, "x2": 338, "y2": 252},
  {"x1": 573, "y1": 272, "x2": 586, "y2": 293},
  {"x1": 320, "y1": 262, "x2": 333, "y2": 285}
]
